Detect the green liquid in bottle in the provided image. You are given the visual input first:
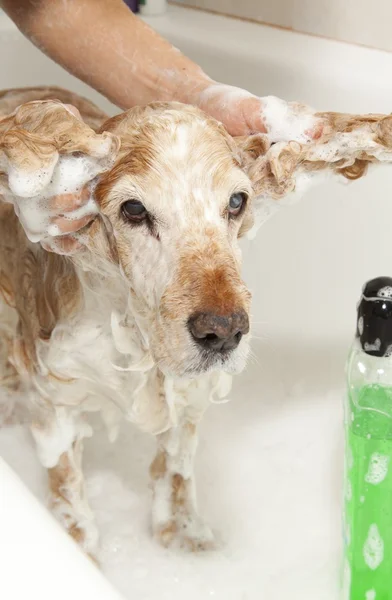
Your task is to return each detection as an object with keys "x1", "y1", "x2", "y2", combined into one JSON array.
[{"x1": 344, "y1": 384, "x2": 392, "y2": 600}]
